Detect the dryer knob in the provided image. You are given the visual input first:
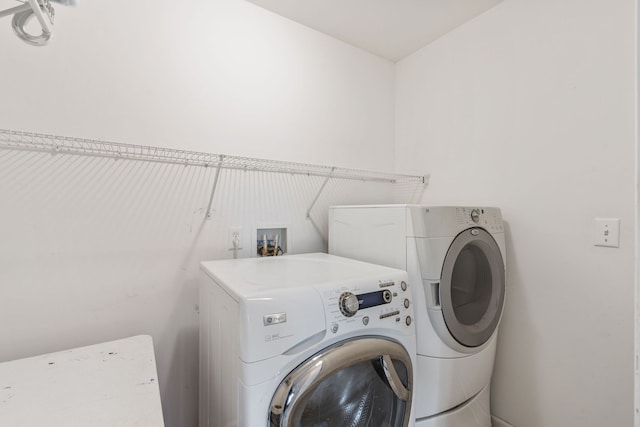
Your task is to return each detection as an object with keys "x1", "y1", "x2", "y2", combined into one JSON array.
[
  {"x1": 339, "y1": 292, "x2": 359, "y2": 317},
  {"x1": 471, "y1": 208, "x2": 481, "y2": 223}
]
